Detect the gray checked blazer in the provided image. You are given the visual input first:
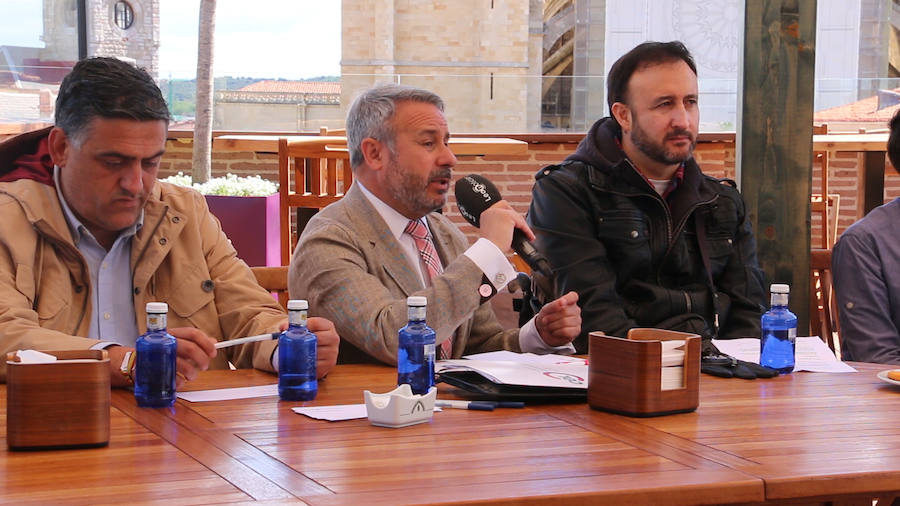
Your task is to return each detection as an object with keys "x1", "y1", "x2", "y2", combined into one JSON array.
[{"x1": 288, "y1": 183, "x2": 520, "y2": 365}]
